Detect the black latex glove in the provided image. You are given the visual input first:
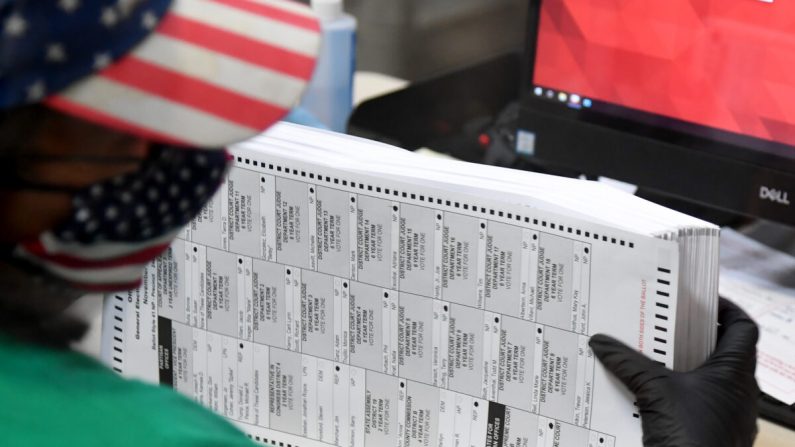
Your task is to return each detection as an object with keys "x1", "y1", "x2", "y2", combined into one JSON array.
[{"x1": 589, "y1": 298, "x2": 760, "y2": 447}]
